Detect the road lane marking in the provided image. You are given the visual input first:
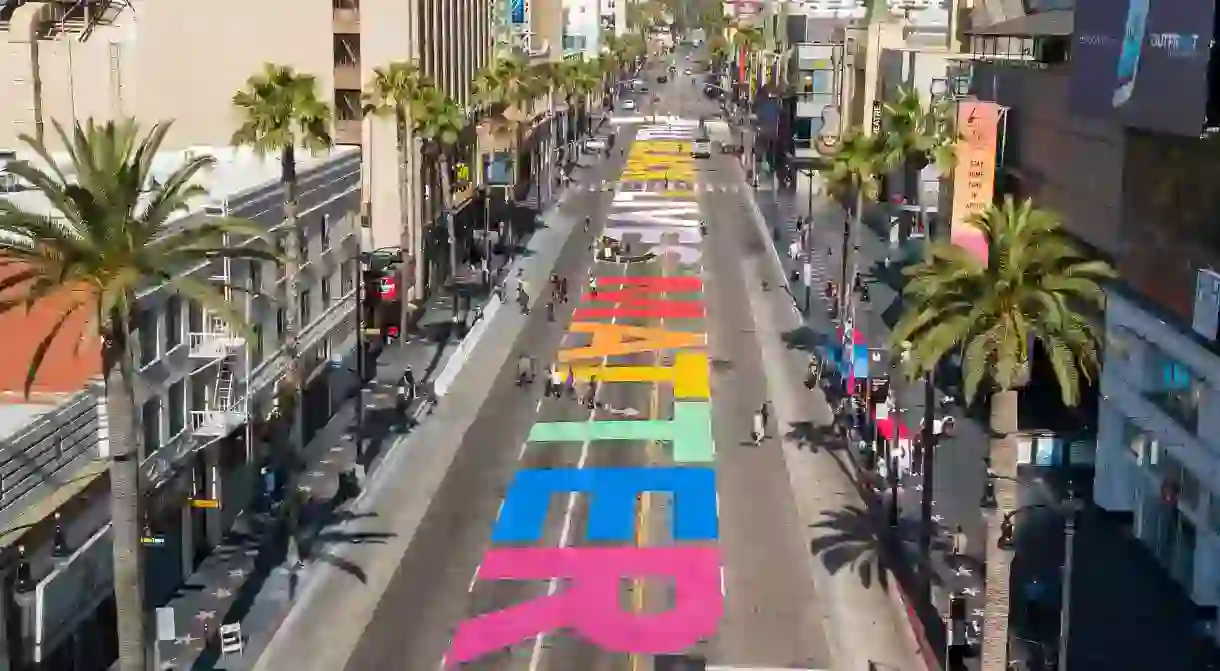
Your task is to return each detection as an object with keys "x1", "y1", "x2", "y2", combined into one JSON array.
[{"x1": 527, "y1": 251, "x2": 627, "y2": 671}]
